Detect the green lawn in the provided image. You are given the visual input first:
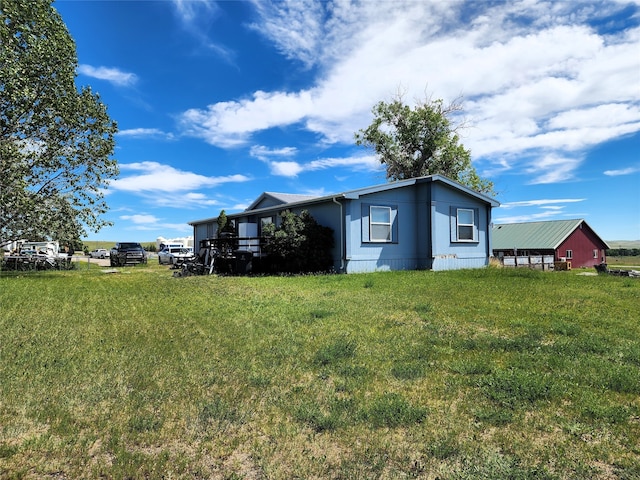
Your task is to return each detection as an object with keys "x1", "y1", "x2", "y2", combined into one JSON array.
[{"x1": 0, "y1": 265, "x2": 638, "y2": 479}]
